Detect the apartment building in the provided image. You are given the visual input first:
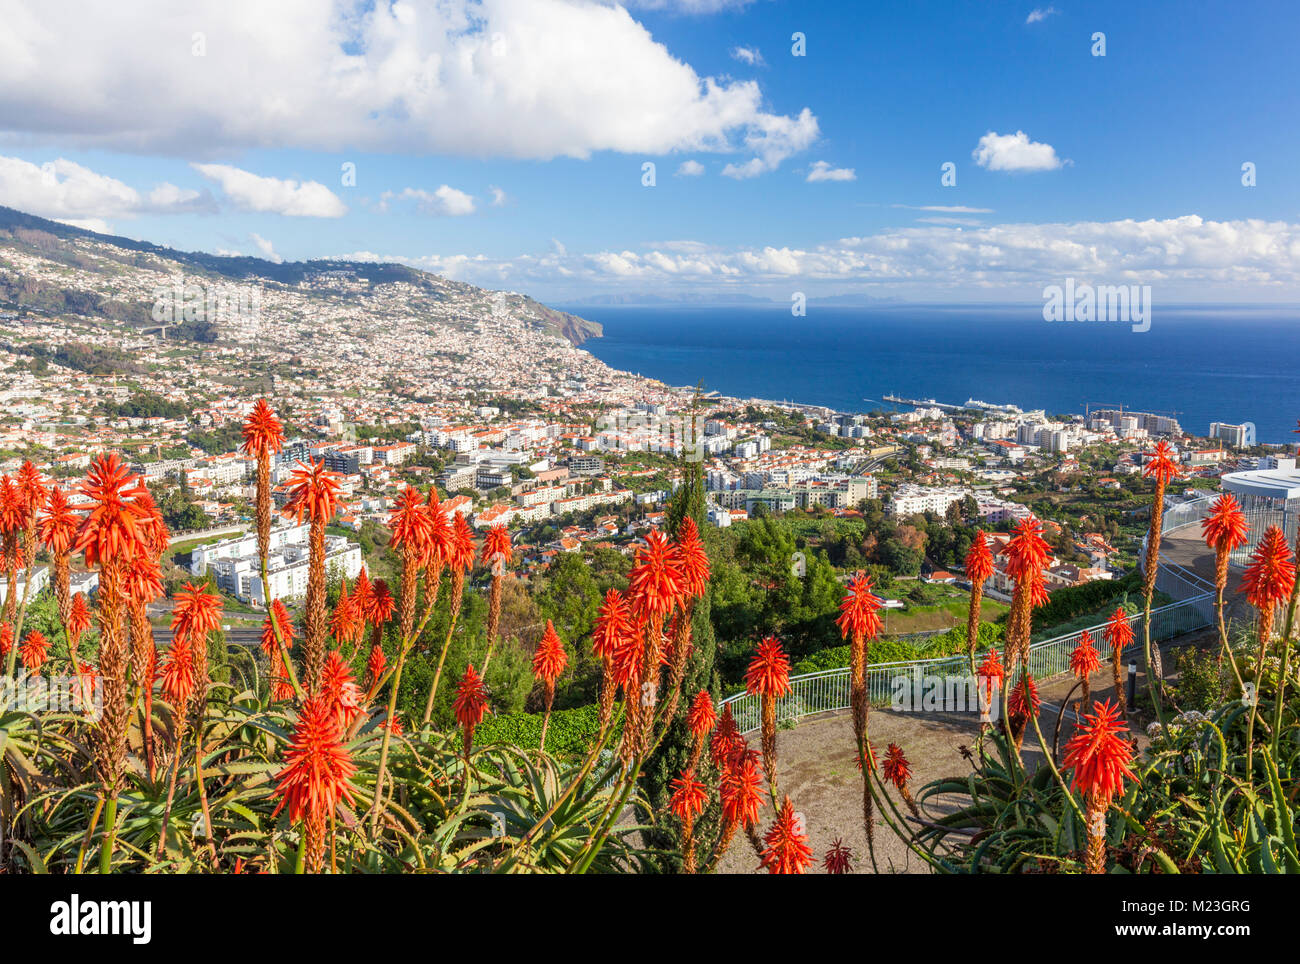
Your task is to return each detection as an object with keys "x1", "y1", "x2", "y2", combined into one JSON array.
[{"x1": 191, "y1": 523, "x2": 362, "y2": 606}]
